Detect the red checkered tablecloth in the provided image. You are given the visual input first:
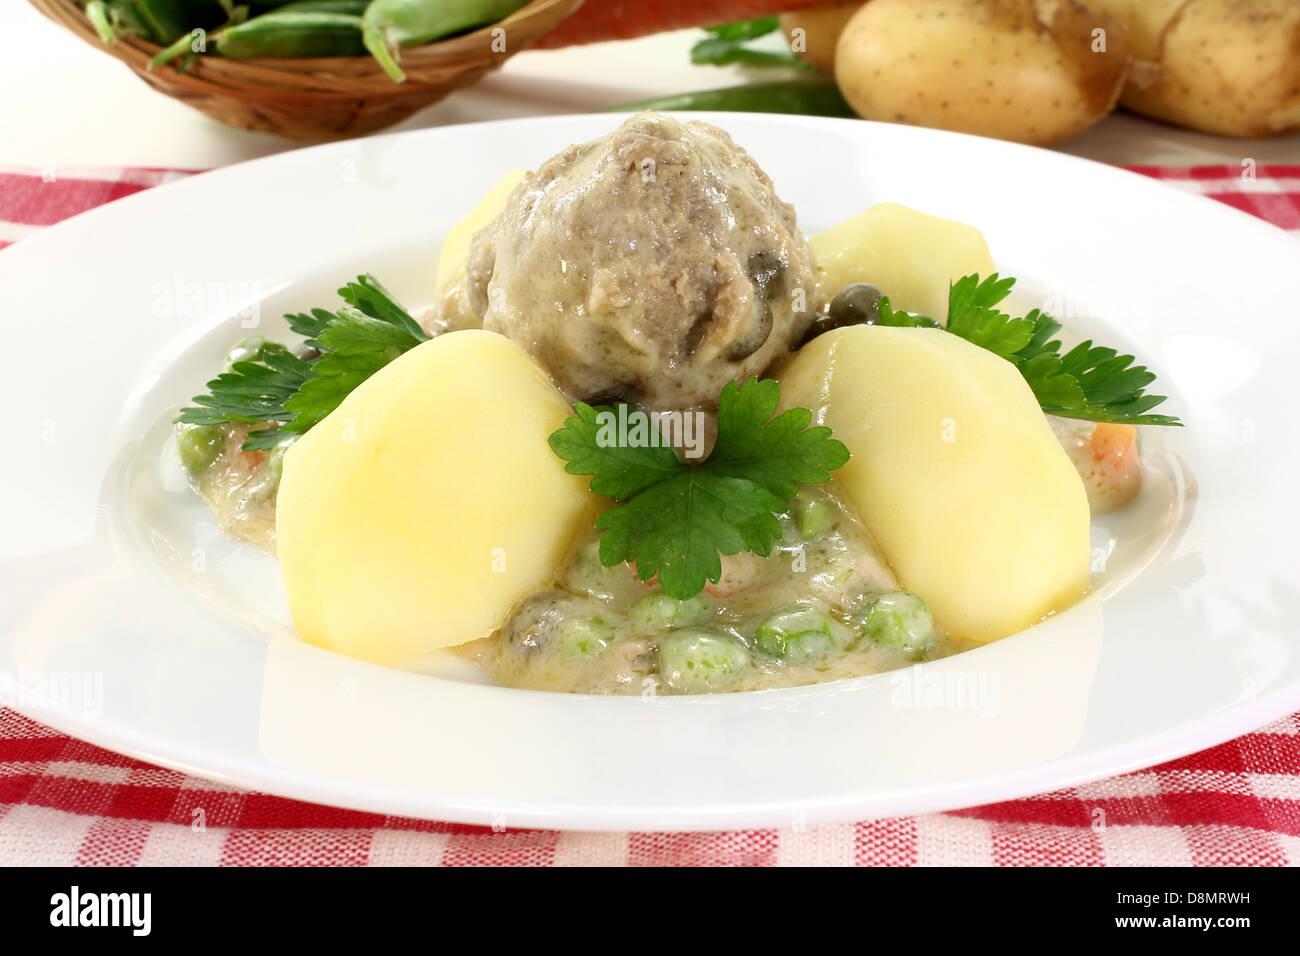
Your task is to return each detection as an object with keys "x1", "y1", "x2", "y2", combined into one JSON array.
[{"x1": 1, "y1": 161, "x2": 1298, "y2": 867}]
